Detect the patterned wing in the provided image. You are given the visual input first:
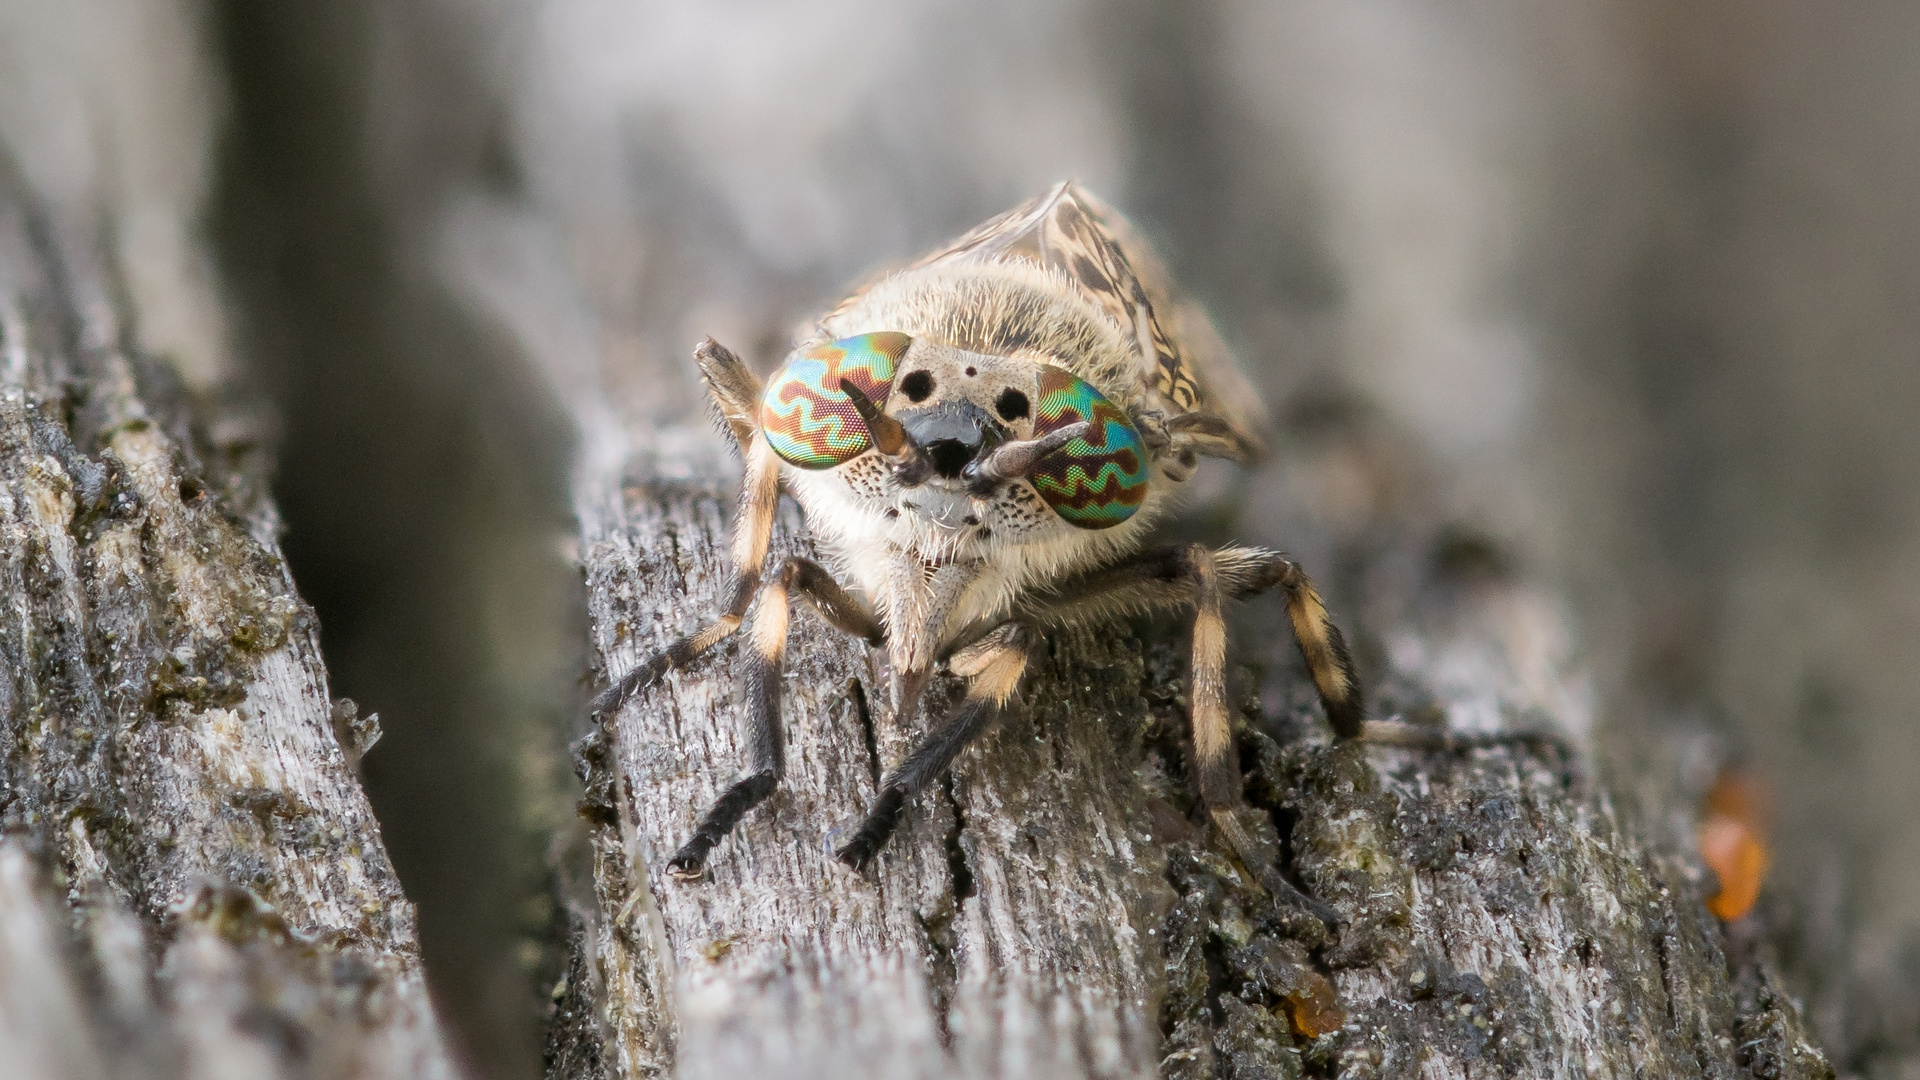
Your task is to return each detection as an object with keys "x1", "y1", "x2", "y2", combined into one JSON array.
[{"x1": 911, "y1": 182, "x2": 1268, "y2": 457}]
